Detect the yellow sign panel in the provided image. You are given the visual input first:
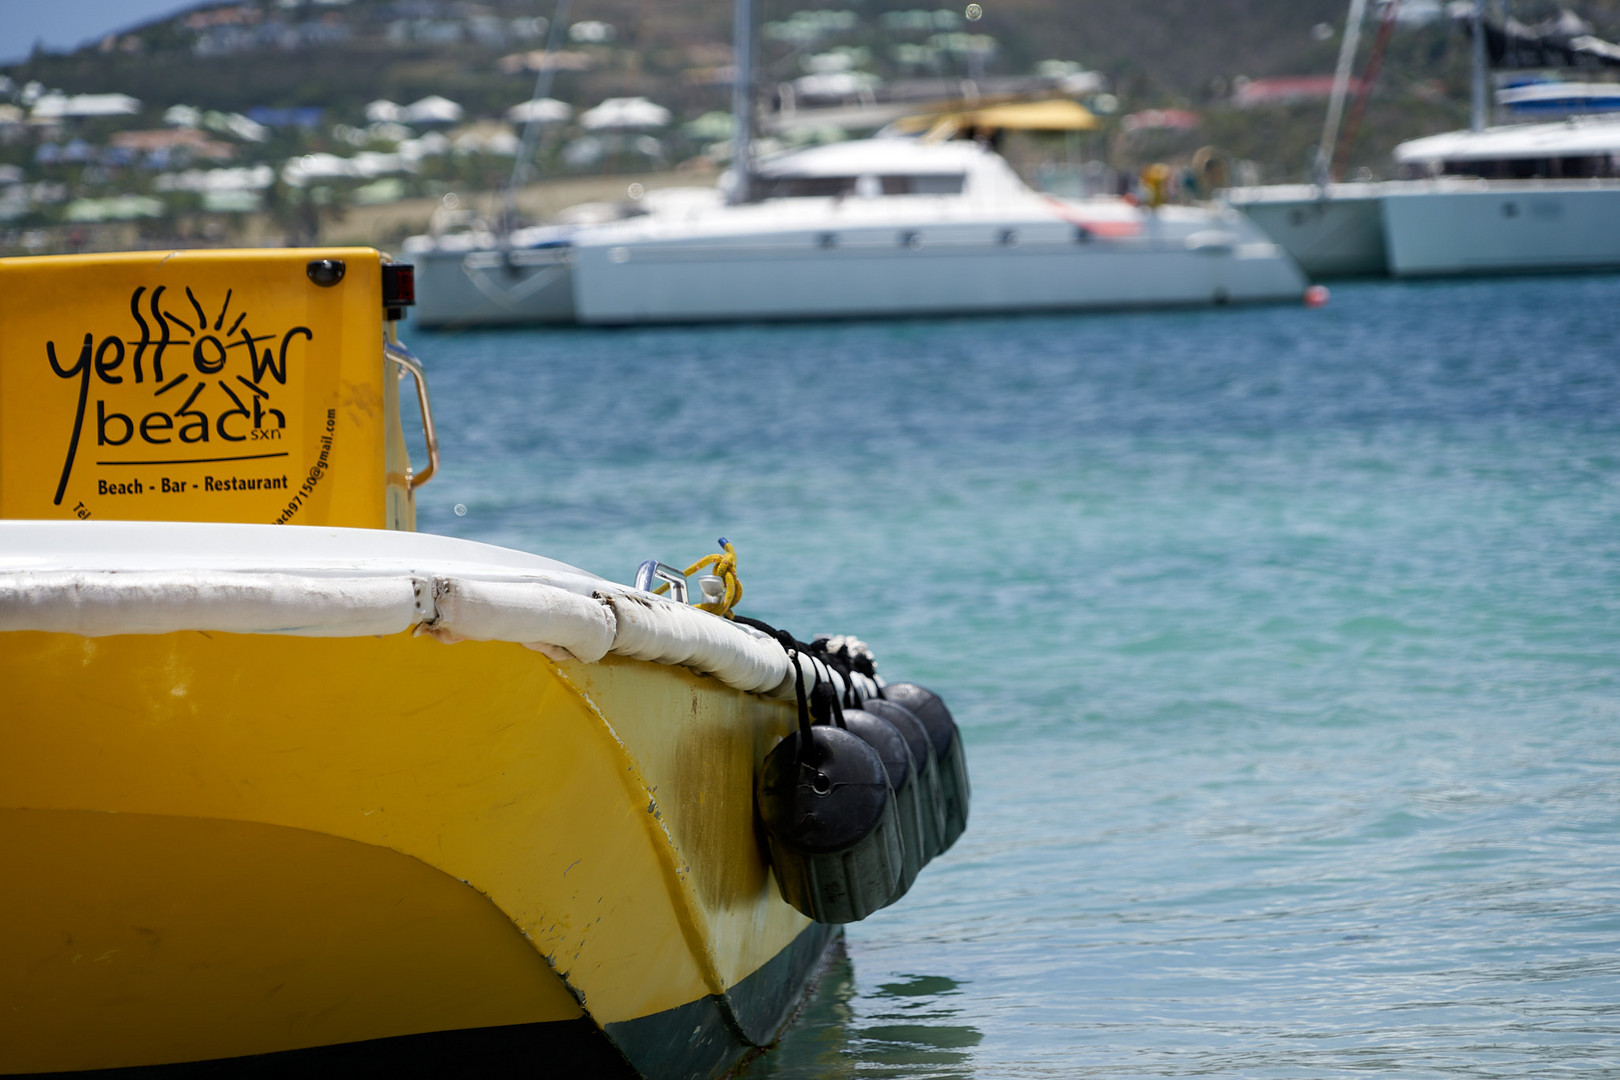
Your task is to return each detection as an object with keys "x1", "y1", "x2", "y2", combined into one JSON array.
[{"x1": 0, "y1": 249, "x2": 390, "y2": 528}]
